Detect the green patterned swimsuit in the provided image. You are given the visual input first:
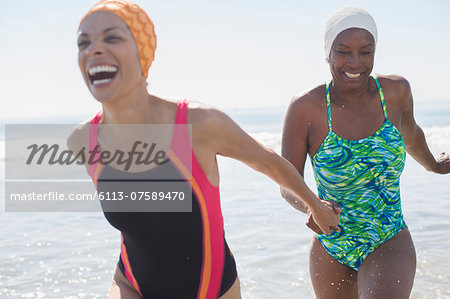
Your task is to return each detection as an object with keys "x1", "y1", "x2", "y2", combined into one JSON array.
[{"x1": 311, "y1": 76, "x2": 407, "y2": 271}]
